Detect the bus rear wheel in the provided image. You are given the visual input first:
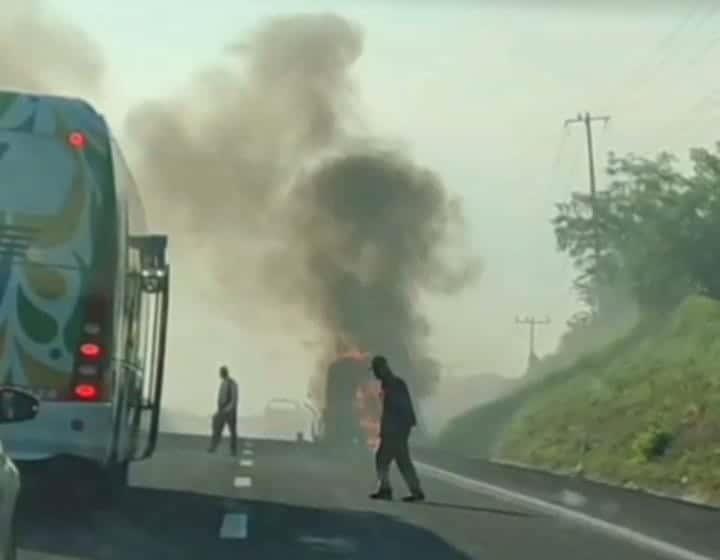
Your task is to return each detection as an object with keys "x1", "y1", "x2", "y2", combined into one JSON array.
[
  {"x1": 5, "y1": 520, "x2": 17, "y2": 560},
  {"x1": 75, "y1": 461, "x2": 129, "y2": 509},
  {"x1": 97, "y1": 461, "x2": 129, "y2": 505}
]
